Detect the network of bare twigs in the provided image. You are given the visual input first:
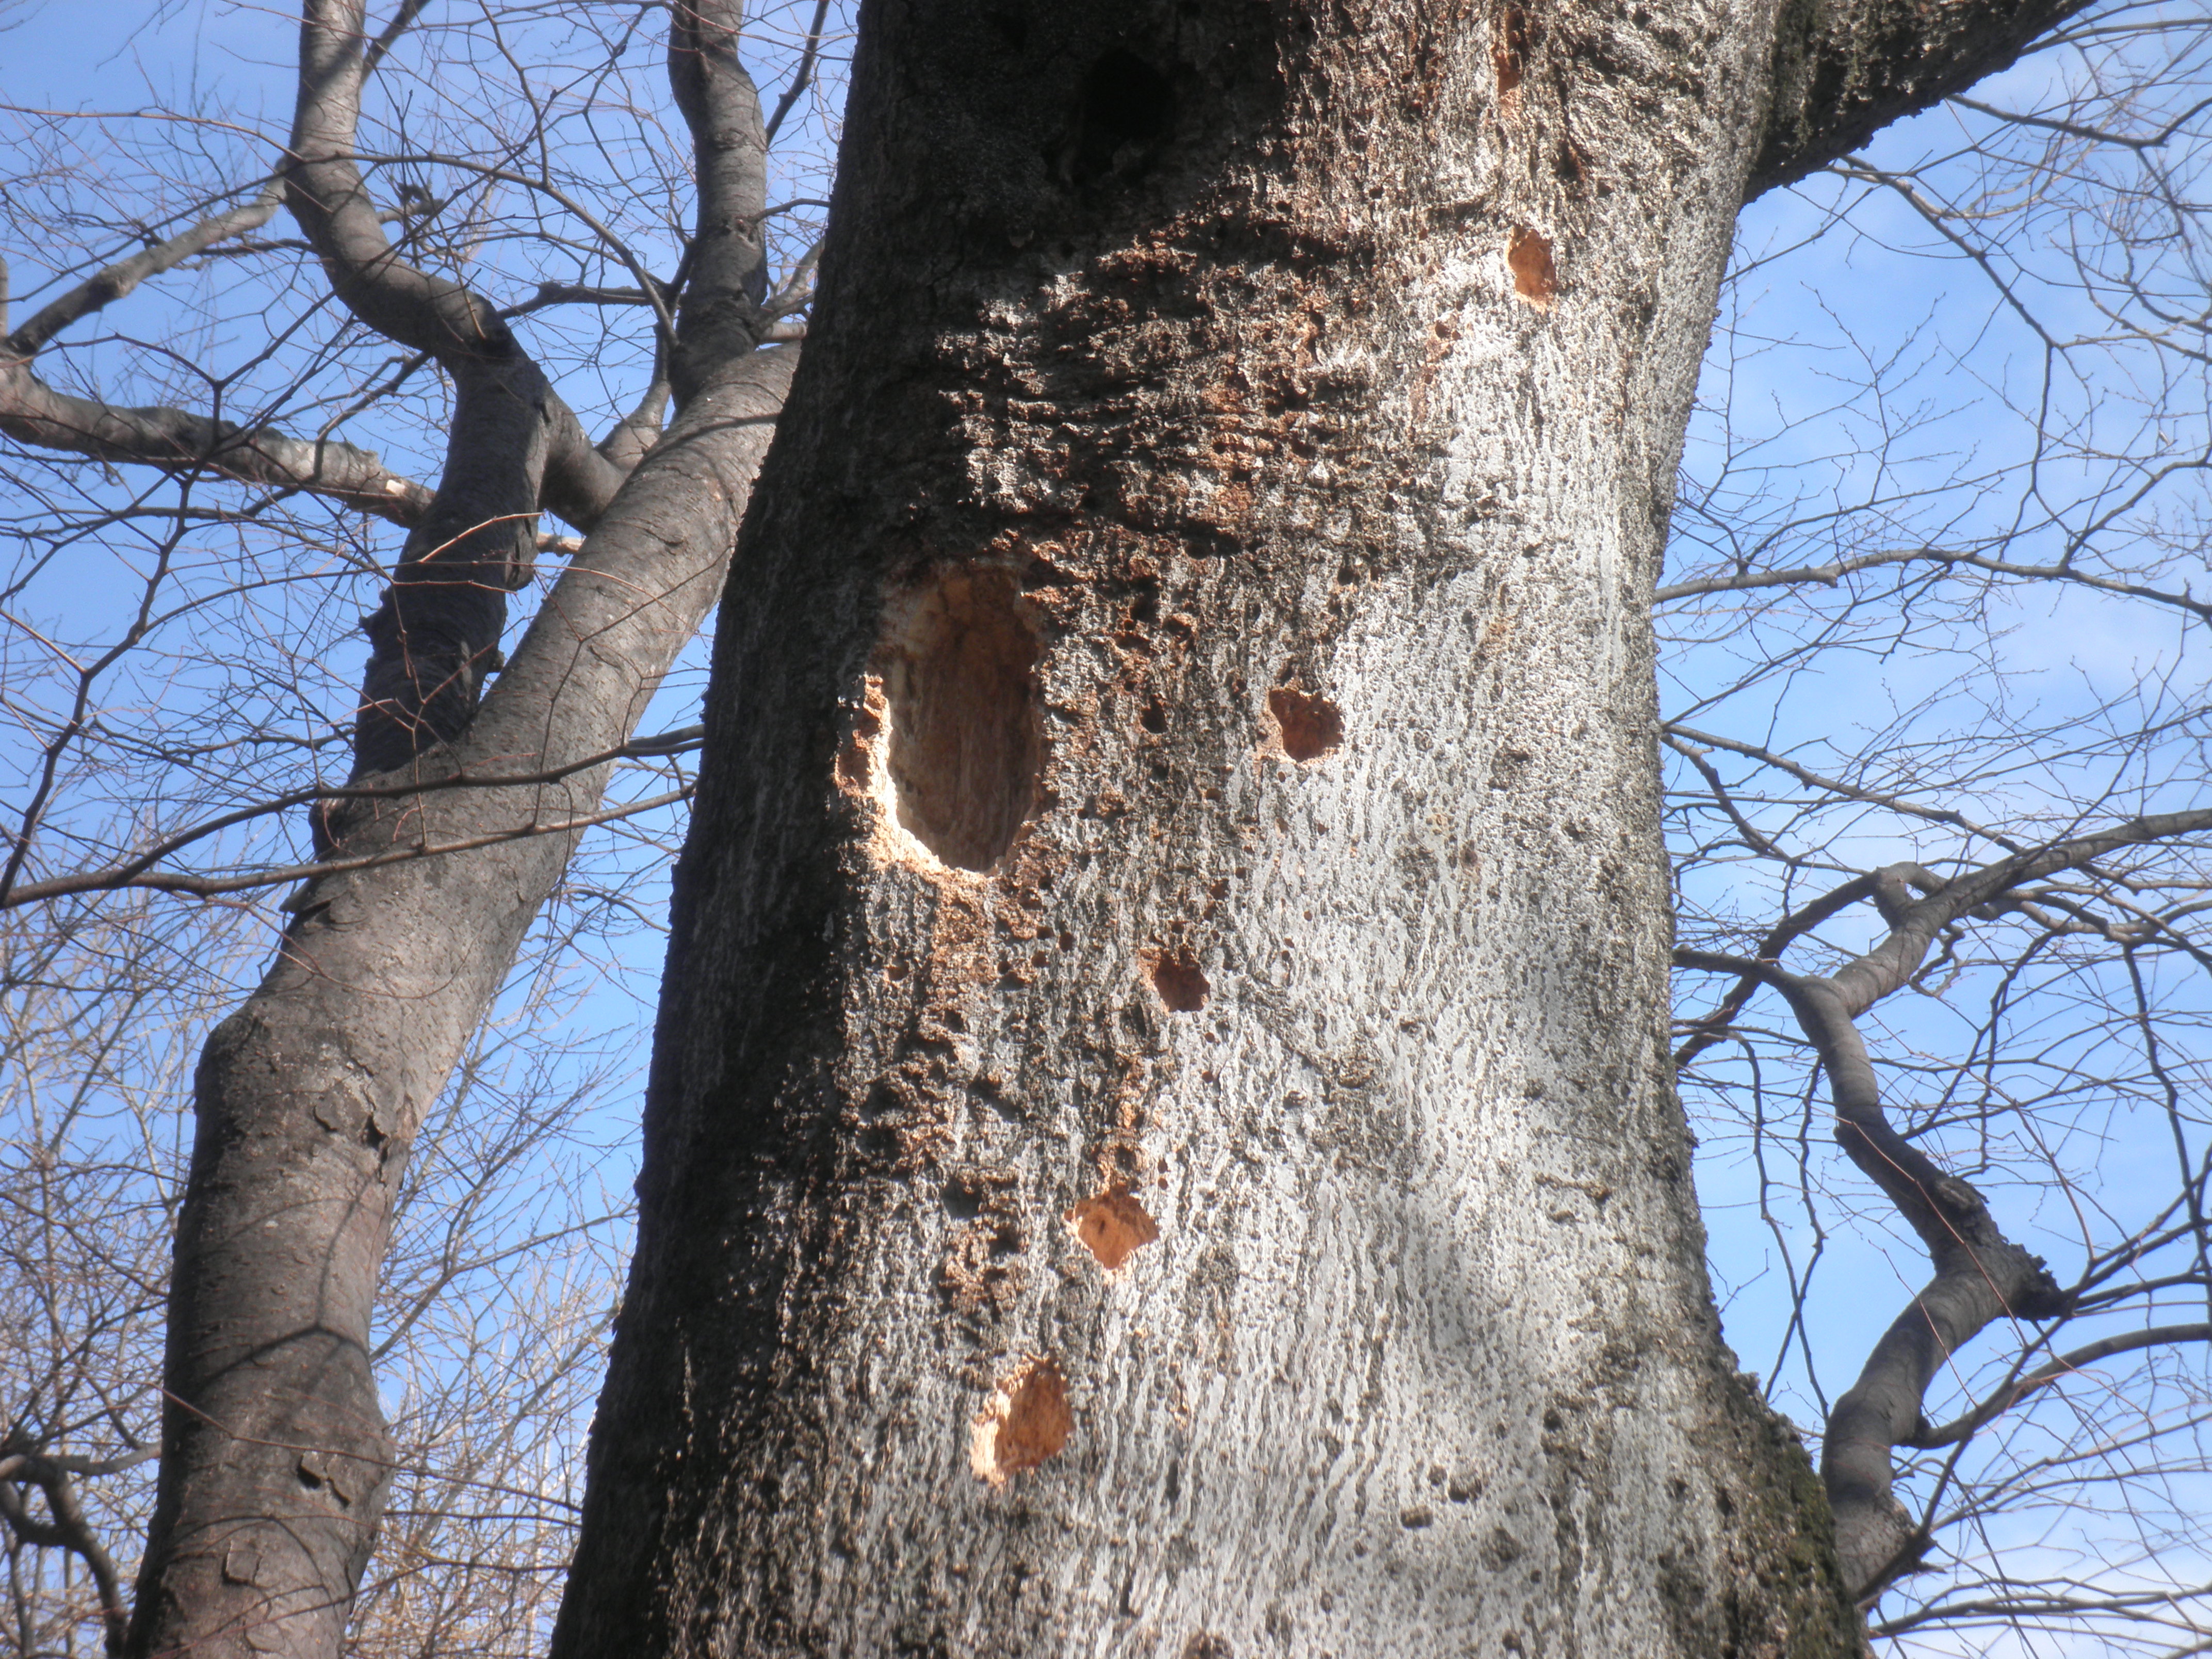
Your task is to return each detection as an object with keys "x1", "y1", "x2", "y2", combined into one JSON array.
[{"x1": 2, "y1": 2, "x2": 2210, "y2": 1654}]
